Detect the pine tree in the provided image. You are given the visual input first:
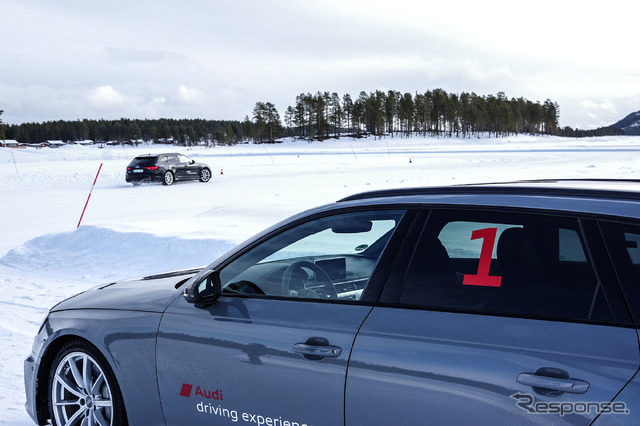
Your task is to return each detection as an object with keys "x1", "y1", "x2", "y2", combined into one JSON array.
[
  {"x1": 329, "y1": 92, "x2": 343, "y2": 138},
  {"x1": 314, "y1": 92, "x2": 327, "y2": 139},
  {"x1": 265, "y1": 102, "x2": 281, "y2": 142},
  {"x1": 398, "y1": 92, "x2": 414, "y2": 136},
  {"x1": 385, "y1": 91, "x2": 399, "y2": 136},
  {"x1": 342, "y1": 94, "x2": 353, "y2": 136},
  {"x1": 242, "y1": 116, "x2": 253, "y2": 142},
  {"x1": 293, "y1": 94, "x2": 306, "y2": 139},
  {"x1": 284, "y1": 106, "x2": 294, "y2": 137},
  {"x1": 252, "y1": 102, "x2": 267, "y2": 143}
]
